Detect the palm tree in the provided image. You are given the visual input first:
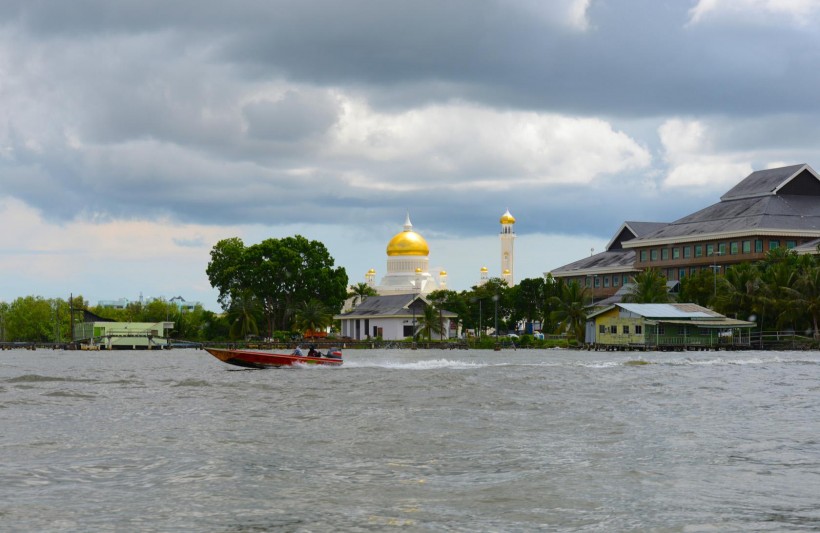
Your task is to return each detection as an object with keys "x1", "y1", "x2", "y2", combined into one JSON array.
[
  {"x1": 227, "y1": 289, "x2": 261, "y2": 340},
  {"x1": 549, "y1": 280, "x2": 588, "y2": 343},
  {"x1": 349, "y1": 282, "x2": 378, "y2": 308},
  {"x1": 622, "y1": 268, "x2": 671, "y2": 303},
  {"x1": 782, "y1": 263, "x2": 820, "y2": 338},
  {"x1": 416, "y1": 303, "x2": 444, "y2": 340},
  {"x1": 713, "y1": 262, "x2": 760, "y2": 319},
  {"x1": 291, "y1": 299, "x2": 333, "y2": 336}
]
